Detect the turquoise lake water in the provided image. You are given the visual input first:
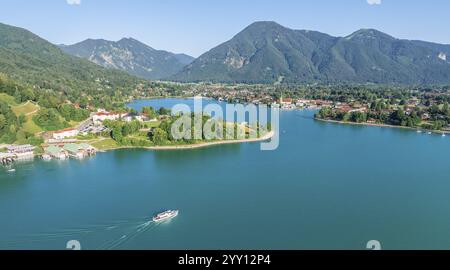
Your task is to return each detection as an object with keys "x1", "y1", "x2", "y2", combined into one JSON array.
[{"x1": 1, "y1": 98, "x2": 450, "y2": 250}]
